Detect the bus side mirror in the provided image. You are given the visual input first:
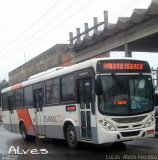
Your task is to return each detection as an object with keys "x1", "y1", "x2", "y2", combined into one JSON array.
[
  {"x1": 95, "y1": 77, "x2": 102, "y2": 95},
  {"x1": 155, "y1": 106, "x2": 158, "y2": 116},
  {"x1": 154, "y1": 93, "x2": 158, "y2": 106}
]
